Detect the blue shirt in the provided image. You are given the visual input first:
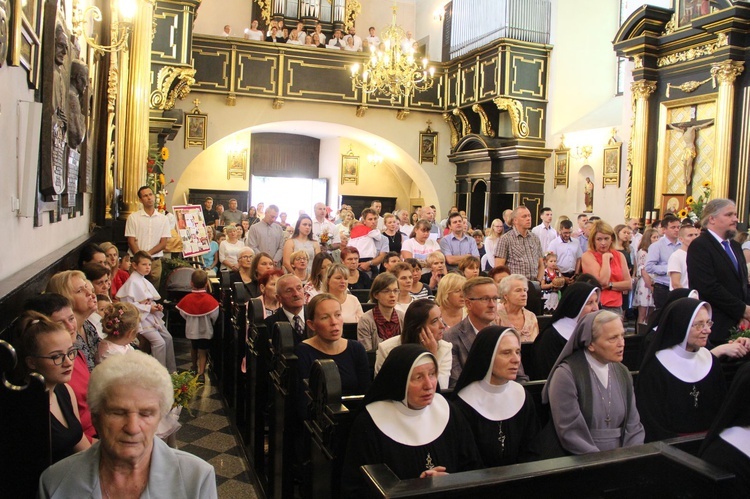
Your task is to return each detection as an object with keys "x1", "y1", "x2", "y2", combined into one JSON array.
[
  {"x1": 439, "y1": 232, "x2": 479, "y2": 270},
  {"x1": 645, "y1": 235, "x2": 682, "y2": 286}
]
